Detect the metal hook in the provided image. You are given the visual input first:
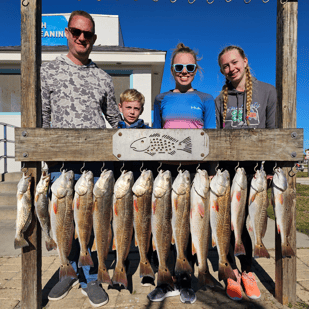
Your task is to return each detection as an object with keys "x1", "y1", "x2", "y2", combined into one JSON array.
[
  {"x1": 206, "y1": 0, "x2": 215, "y2": 3},
  {"x1": 157, "y1": 162, "x2": 162, "y2": 173},
  {"x1": 22, "y1": 0, "x2": 29, "y2": 7},
  {"x1": 120, "y1": 162, "x2": 125, "y2": 173},
  {"x1": 188, "y1": 0, "x2": 196, "y2": 4},
  {"x1": 234, "y1": 162, "x2": 240, "y2": 172},
  {"x1": 60, "y1": 162, "x2": 65, "y2": 173},
  {"x1": 289, "y1": 165, "x2": 296, "y2": 177},
  {"x1": 261, "y1": 161, "x2": 265, "y2": 171},
  {"x1": 273, "y1": 162, "x2": 277, "y2": 172},
  {"x1": 244, "y1": 0, "x2": 251, "y2": 3},
  {"x1": 196, "y1": 163, "x2": 200, "y2": 172},
  {"x1": 215, "y1": 163, "x2": 219, "y2": 172},
  {"x1": 177, "y1": 163, "x2": 182, "y2": 173},
  {"x1": 140, "y1": 162, "x2": 144, "y2": 173},
  {"x1": 280, "y1": 0, "x2": 288, "y2": 4},
  {"x1": 170, "y1": 0, "x2": 177, "y2": 3},
  {"x1": 153, "y1": 0, "x2": 159, "y2": 1},
  {"x1": 262, "y1": 0, "x2": 270, "y2": 3},
  {"x1": 254, "y1": 162, "x2": 259, "y2": 172},
  {"x1": 21, "y1": 162, "x2": 27, "y2": 174},
  {"x1": 225, "y1": 0, "x2": 232, "y2": 2},
  {"x1": 80, "y1": 162, "x2": 85, "y2": 173},
  {"x1": 100, "y1": 162, "x2": 105, "y2": 173}
]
